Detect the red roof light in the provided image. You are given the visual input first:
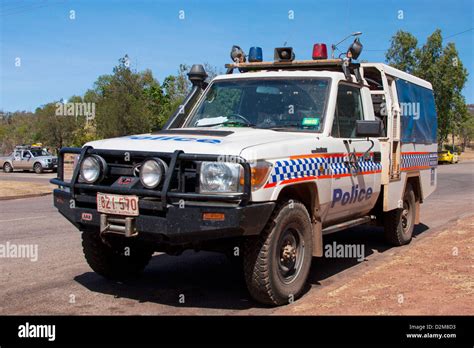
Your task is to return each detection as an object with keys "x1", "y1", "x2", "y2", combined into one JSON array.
[{"x1": 312, "y1": 43, "x2": 328, "y2": 60}]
